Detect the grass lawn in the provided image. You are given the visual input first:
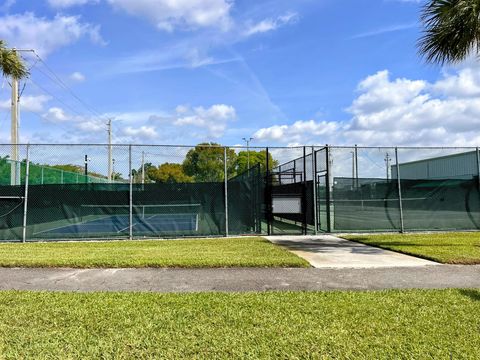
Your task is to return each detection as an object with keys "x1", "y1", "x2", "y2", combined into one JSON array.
[
  {"x1": 0, "y1": 237, "x2": 309, "y2": 268},
  {"x1": 0, "y1": 289, "x2": 479, "y2": 358},
  {"x1": 342, "y1": 232, "x2": 480, "y2": 264}
]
